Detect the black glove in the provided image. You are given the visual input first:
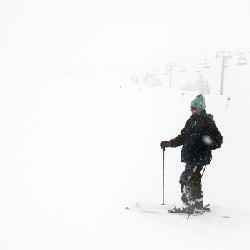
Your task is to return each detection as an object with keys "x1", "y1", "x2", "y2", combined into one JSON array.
[{"x1": 160, "y1": 141, "x2": 171, "y2": 149}]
